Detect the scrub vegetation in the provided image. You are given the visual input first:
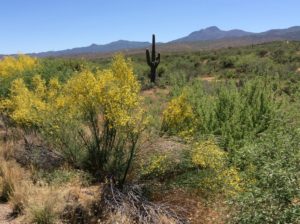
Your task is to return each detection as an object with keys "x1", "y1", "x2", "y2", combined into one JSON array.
[{"x1": 0, "y1": 41, "x2": 299, "y2": 223}]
